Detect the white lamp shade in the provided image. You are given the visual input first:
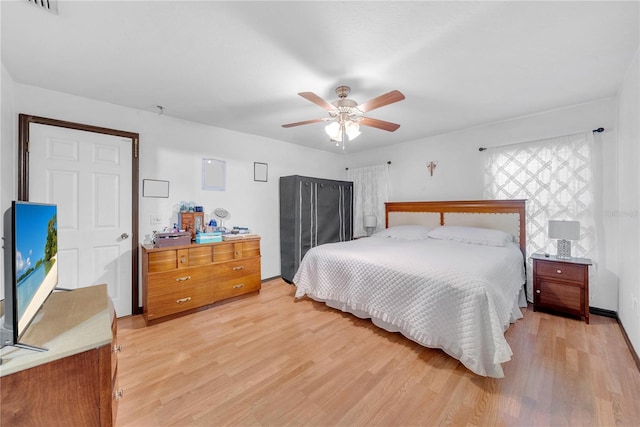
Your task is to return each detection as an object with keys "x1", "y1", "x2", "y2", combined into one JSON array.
[
  {"x1": 364, "y1": 215, "x2": 377, "y2": 228},
  {"x1": 345, "y1": 121, "x2": 361, "y2": 140},
  {"x1": 325, "y1": 122, "x2": 340, "y2": 140},
  {"x1": 548, "y1": 220, "x2": 580, "y2": 240}
]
